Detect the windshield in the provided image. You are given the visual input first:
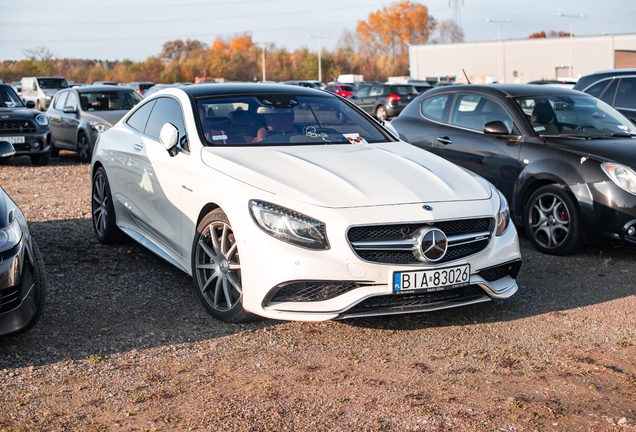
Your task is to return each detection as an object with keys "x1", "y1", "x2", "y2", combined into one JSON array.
[
  {"x1": 80, "y1": 90, "x2": 143, "y2": 111},
  {"x1": 197, "y1": 94, "x2": 393, "y2": 146},
  {"x1": 514, "y1": 94, "x2": 636, "y2": 138},
  {"x1": 0, "y1": 86, "x2": 24, "y2": 108},
  {"x1": 38, "y1": 78, "x2": 68, "y2": 89}
]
